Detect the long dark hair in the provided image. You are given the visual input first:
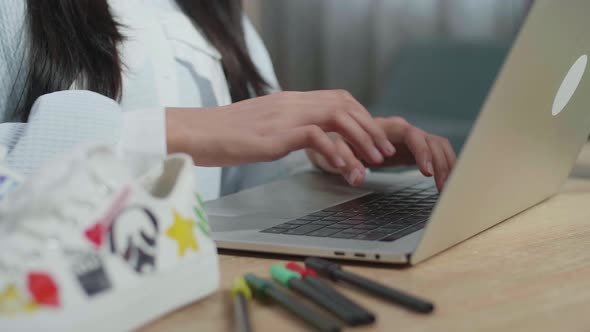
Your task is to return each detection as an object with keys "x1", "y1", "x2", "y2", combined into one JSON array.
[{"x1": 15, "y1": 0, "x2": 267, "y2": 121}]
